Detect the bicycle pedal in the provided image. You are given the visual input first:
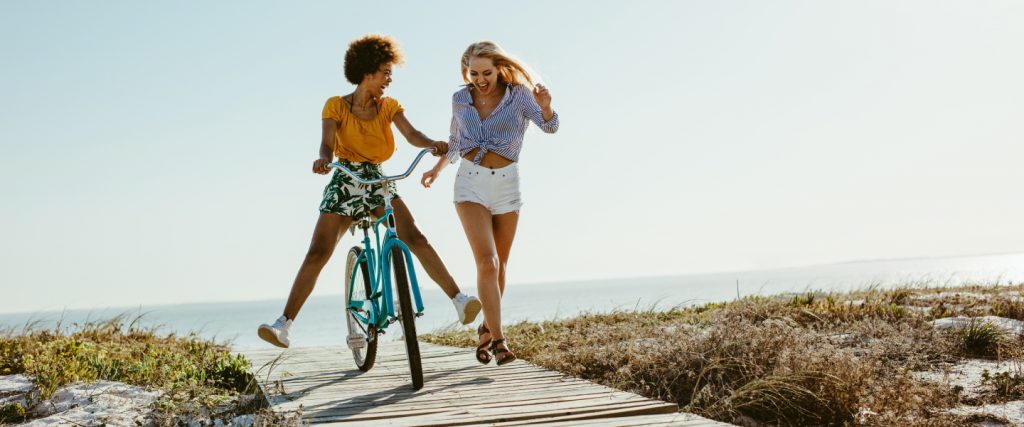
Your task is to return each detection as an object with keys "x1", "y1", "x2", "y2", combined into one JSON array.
[{"x1": 346, "y1": 334, "x2": 367, "y2": 349}]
